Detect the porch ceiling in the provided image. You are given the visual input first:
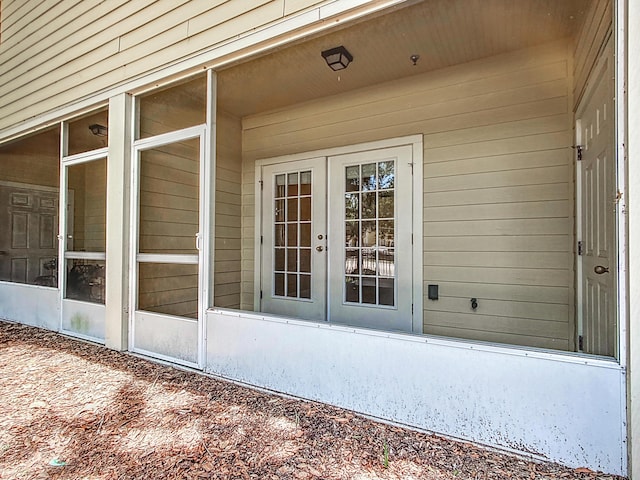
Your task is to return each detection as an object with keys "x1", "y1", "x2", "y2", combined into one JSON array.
[{"x1": 217, "y1": 0, "x2": 592, "y2": 118}]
